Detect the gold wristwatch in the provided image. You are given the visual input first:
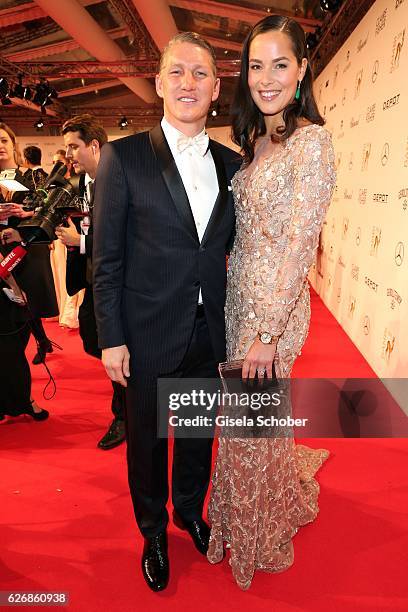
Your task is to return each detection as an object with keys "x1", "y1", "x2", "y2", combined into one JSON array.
[{"x1": 258, "y1": 331, "x2": 279, "y2": 345}]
